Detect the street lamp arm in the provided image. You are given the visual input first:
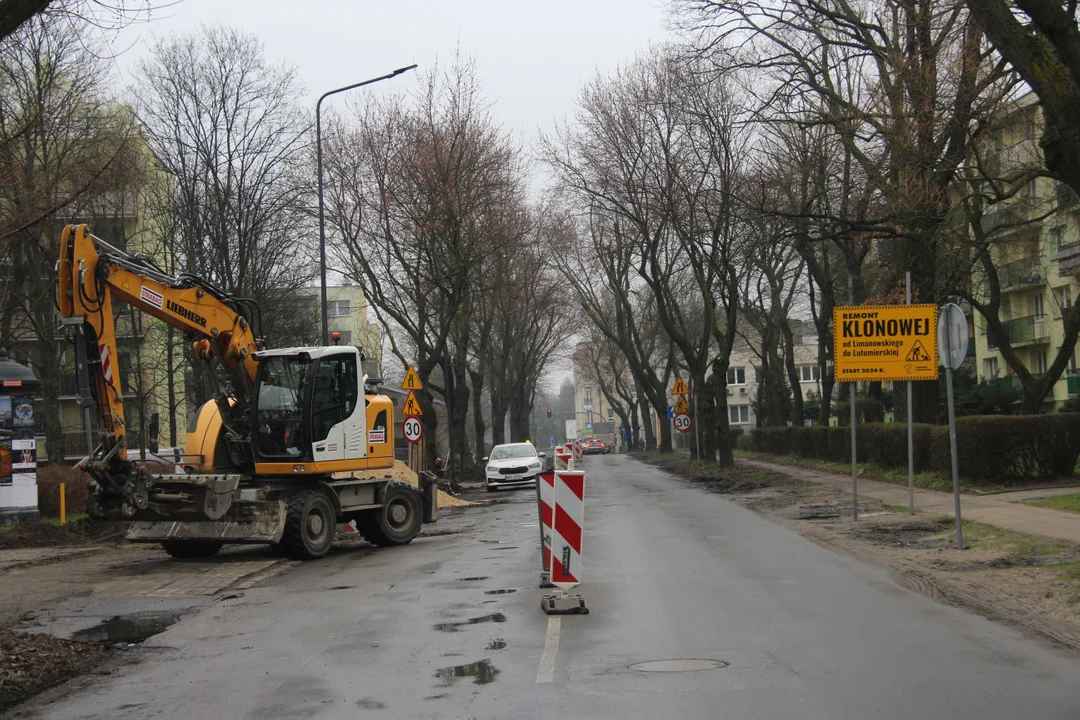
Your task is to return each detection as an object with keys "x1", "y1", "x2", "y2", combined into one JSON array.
[
  {"x1": 316, "y1": 64, "x2": 419, "y2": 114},
  {"x1": 317, "y1": 64, "x2": 418, "y2": 345}
]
